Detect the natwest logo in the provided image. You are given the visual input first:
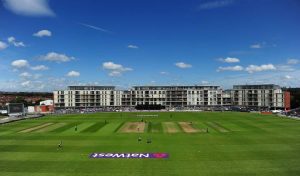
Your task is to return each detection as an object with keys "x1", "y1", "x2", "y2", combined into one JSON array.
[{"x1": 90, "y1": 153, "x2": 169, "y2": 159}]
